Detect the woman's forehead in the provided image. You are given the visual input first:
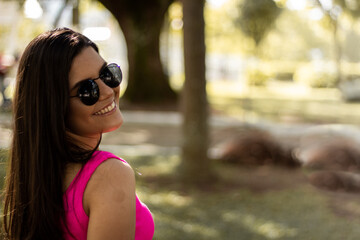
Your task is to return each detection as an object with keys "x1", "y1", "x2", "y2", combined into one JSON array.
[{"x1": 68, "y1": 47, "x2": 105, "y2": 88}]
